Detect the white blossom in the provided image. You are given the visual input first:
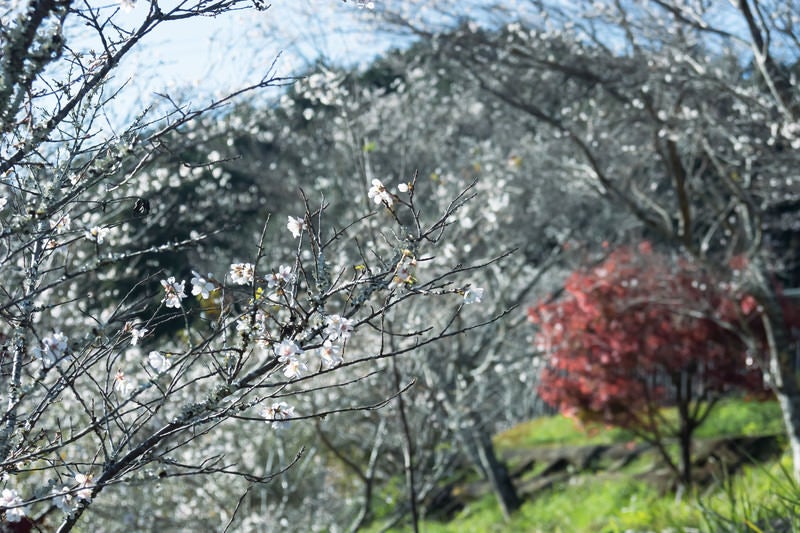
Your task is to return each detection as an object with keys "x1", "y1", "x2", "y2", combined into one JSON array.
[
  {"x1": 283, "y1": 356, "x2": 308, "y2": 379},
  {"x1": 318, "y1": 340, "x2": 343, "y2": 369},
  {"x1": 148, "y1": 351, "x2": 172, "y2": 373},
  {"x1": 0, "y1": 489, "x2": 28, "y2": 523},
  {"x1": 130, "y1": 327, "x2": 148, "y2": 346},
  {"x1": 287, "y1": 216, "x2": 305, "y2": 238},
  {"x1": 275, "y1": 339, "x2": 302, "y2": 361},
  {"x1": 390, "y1": 253, "x2": 417, "y2": 289},
  {"x1": 33, "y1": 331, "x2": 68, "y2": 367},
  {"x1": 84, "y1": 225, "x2": 110, "y2": 243},
  {"x1": 268, "y1": 264, "x2": 295, "y2": 288},
  {"x1": 74, "y1": 473, "x2": 93, "y2": 501},
  {"x1": 52, "y1": 486, "x2": 75, "y2": 513},
  {"x1": 262, "y1": 402, "x2": 295, "y2": 429},
  {"x1": 229, "y1": 262, "x2": 255, "y2": 285},
  {"x1": 324, "y1": 314, "x2": 354, "y2": 341},
  {"x1": 463, "y1": 287, "x2": 485, "y2": 305},
  {"x1": 191, "y1": 271, "x2": 216, "y2": 299},
  {"x1": 114, "y1": 371, "x2": 137, "y2": 396},
  {"x1": 160, "y1": 276, "x2": 186, "y2": 308},
  {"x1": 368, "y1": 178, "x2": 394, "y2": 206},
  {"x1": 50, "y1": 214, "x2": 71, "y2": 234}
]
